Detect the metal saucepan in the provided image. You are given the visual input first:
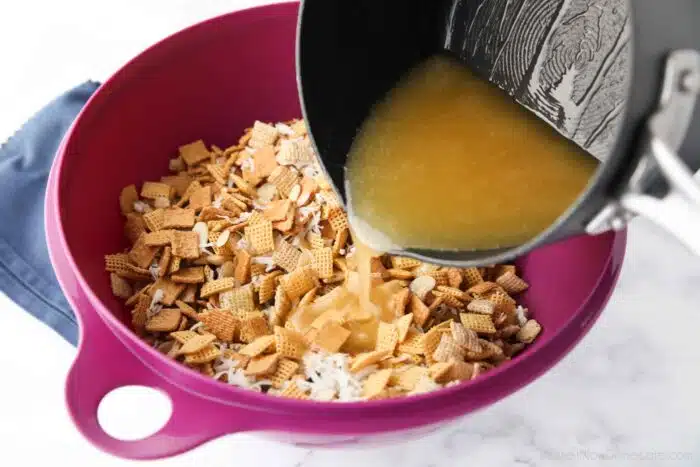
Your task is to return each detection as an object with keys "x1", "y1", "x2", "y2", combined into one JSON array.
[{"x1": 297, "y1": 0, "x2": 700, "y2": 267}]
